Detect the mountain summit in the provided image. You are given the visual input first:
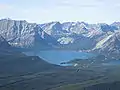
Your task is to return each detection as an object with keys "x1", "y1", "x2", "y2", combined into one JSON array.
[{"x1": 0, "y1": 18, "x2": 120, "y2": 57}]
